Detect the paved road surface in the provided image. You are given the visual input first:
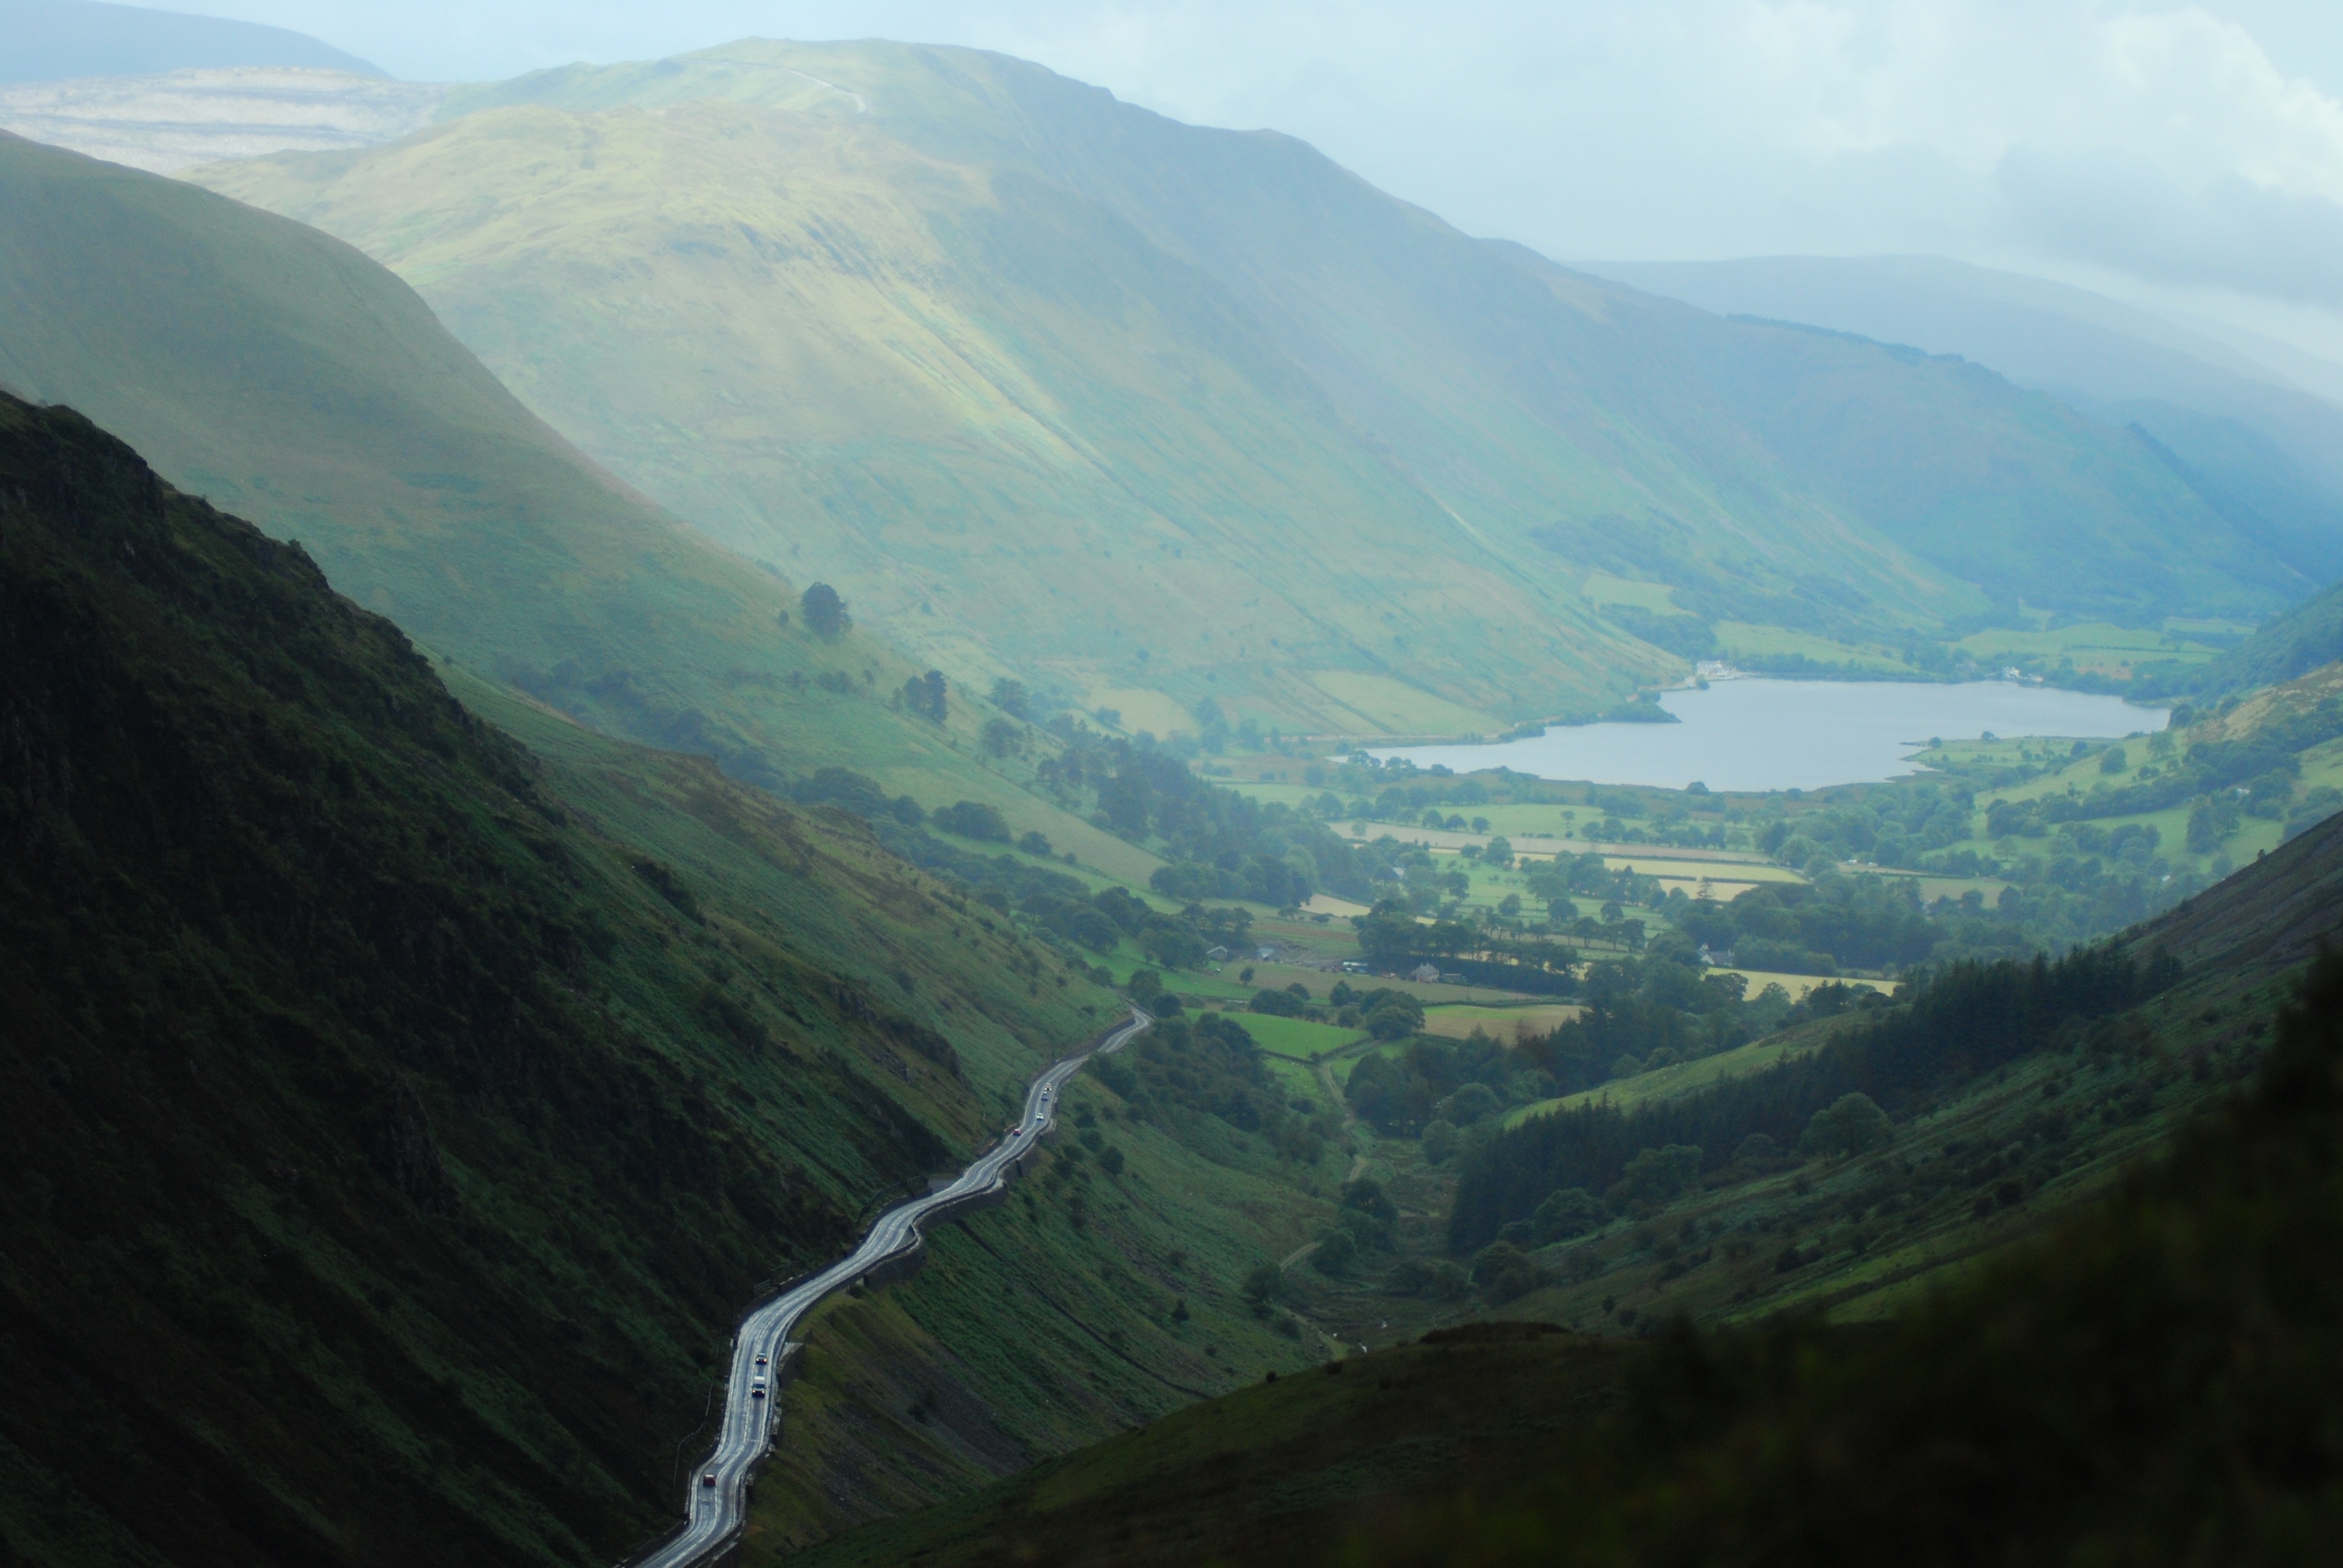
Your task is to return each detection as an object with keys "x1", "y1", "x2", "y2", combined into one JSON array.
[{"x1": 634, "y1": 1008, "x2": 1152, "y2": 1568}]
